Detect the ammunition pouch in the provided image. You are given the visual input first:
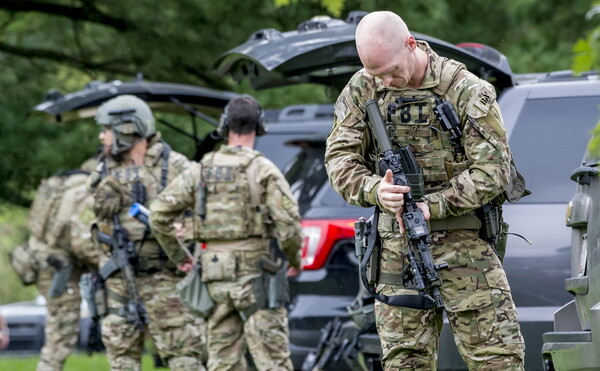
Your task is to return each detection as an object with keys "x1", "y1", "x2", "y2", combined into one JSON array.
[
  {"x1": 200, "y1": 249, "x2": 269, "y2": 282},
  {"x1": 48, "y1": 261, "x2": 73, "y2": 298},
  {"x1": 201, "y1": 251, "x2": 237, "y2": 282}
]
